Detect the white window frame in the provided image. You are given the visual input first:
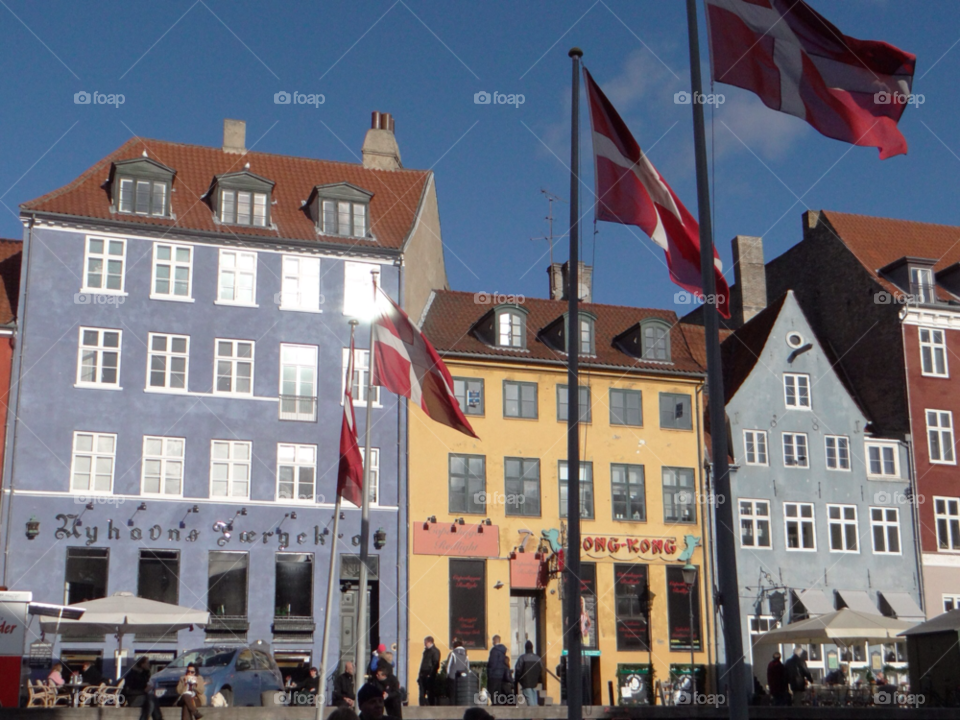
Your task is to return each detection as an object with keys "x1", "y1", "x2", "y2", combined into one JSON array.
[
  {"x1": 743, "y1": 430, "x2": 768, "y2": 466},
  {"x1": 362, "y1": 447, "x2": 380, "y2": 507},
  {"x1": 76, "y1": 327, "x2": 122, "y2": 389},
  {"x1": 276, "y1": 443, "x2": 318, "y2": 503},
  {"x1": 498, "y1": 311, "x2": 524, "y2": 348},
  {"x1": 209, "y1": 440, "x2": 252, "y2": 499},
  {"x1": 870, "y1": 506, "x2": 901, "y2": 555},
  {"x1": 220, "y1": 189, "x2": 269, "y2": 227},
  {"x1": 214, "y1": 339, "x2": 255, "y2": 397},
  {"x1": 825, "y1": 435, "x2": 851, "y2": 471},
  {"x1": 146, "y1": 333, "x2": 189, "y2": 392},
  {"x1": 782, "y1": 432, "x2": 809, "y2": 468},
  {"x1": 866, "y1": 441, "x2": 900, "y2": 478},
  {"x1": 783, "y1": 373, "x2": 811, "y2": 410},
  {"x1": 919, "y1": 327, "x2": 949, "y2": 377},
  {"x1": 934, "y1": 496, "x2": 960, "y2": 552},
  {"x1": 343, "y1": 261, "x2": 378, "y2": 318},
  {"x1": 279, "y1": 255, "x2": 322, "y2": 312},
  {"x1": 342, "y1": 348, "x2": 380, "y2": 406},
  {"x1": 739, "y1": 498, "x2": 772, "y2": 549},
  {"x1": 70, "y1": 431, "x2": 117, "y2": 494},
  {"x1": 321, "y1": 199, "x2": 368, "y2": 238},
  {"x1": 749, "y1": 615, "x2": 780, "y2": 636},
  {"x1": 827, "y1": 504, "x2": 859, "y2": 554},
  {"x1": 279, "y1": 344, "x2": 318, "y2": 421},
  {"x1": 926, "y1": 409, "x2": 956, "y2": 465},
  {"x1": 141, "y1": 436, "x2": 185, "y2": 497},
  {"x1": 150, "y1": 243, "x2": 194, "y2": 301},
  {"x1": 943, "y1": 594, "x2": 960, "y2": 612},
  {"x1": 216, "y1": 249, "x2": 258, "y2": 306},
  {"x1": 784, "y1": 502, "x2": 816, "y2": 552},
  {"x1": 82, "y1": 236, "x2": 127, "y2": 294}
]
